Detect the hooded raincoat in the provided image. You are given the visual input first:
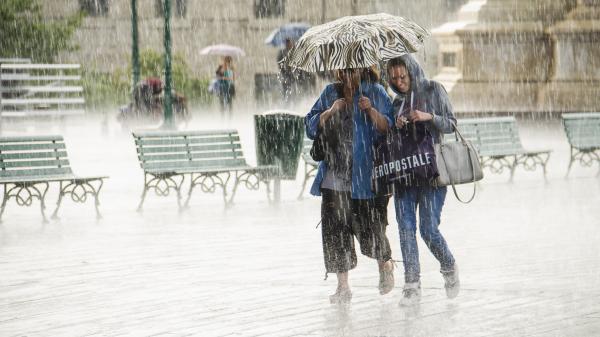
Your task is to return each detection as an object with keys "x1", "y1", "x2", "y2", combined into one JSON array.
[{"x1": 389, "y1": 54, "x2": 456, "y2": 143}]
